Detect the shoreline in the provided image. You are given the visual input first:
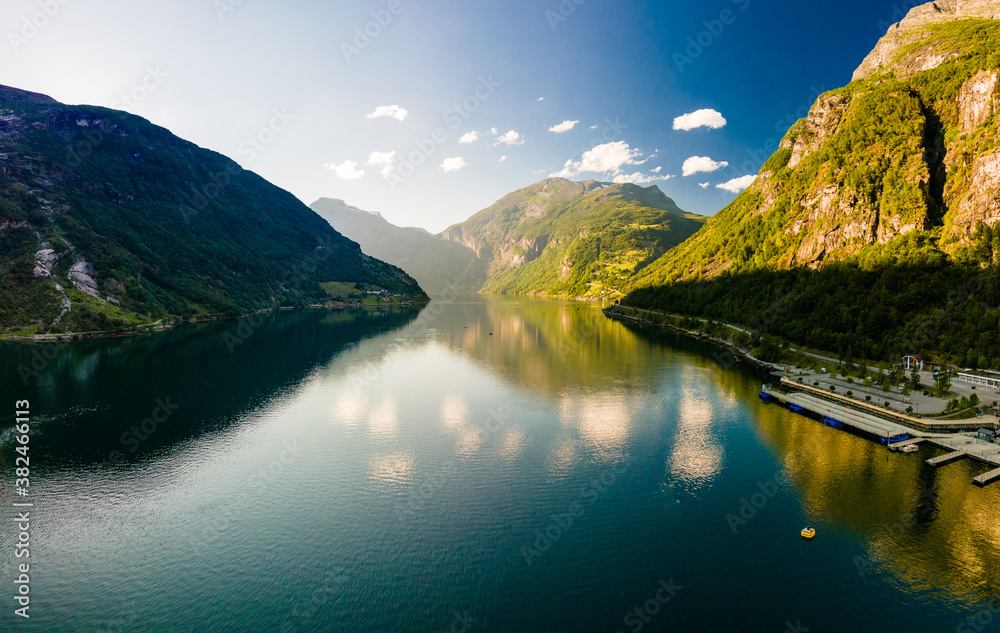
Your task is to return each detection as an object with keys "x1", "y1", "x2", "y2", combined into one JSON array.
[
  {"x1": 602, "y1": 304, "x2": 780, "y2": 374},
  {"x1": 0, "y1": 299, "x2": 428, "y2": 343}
]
